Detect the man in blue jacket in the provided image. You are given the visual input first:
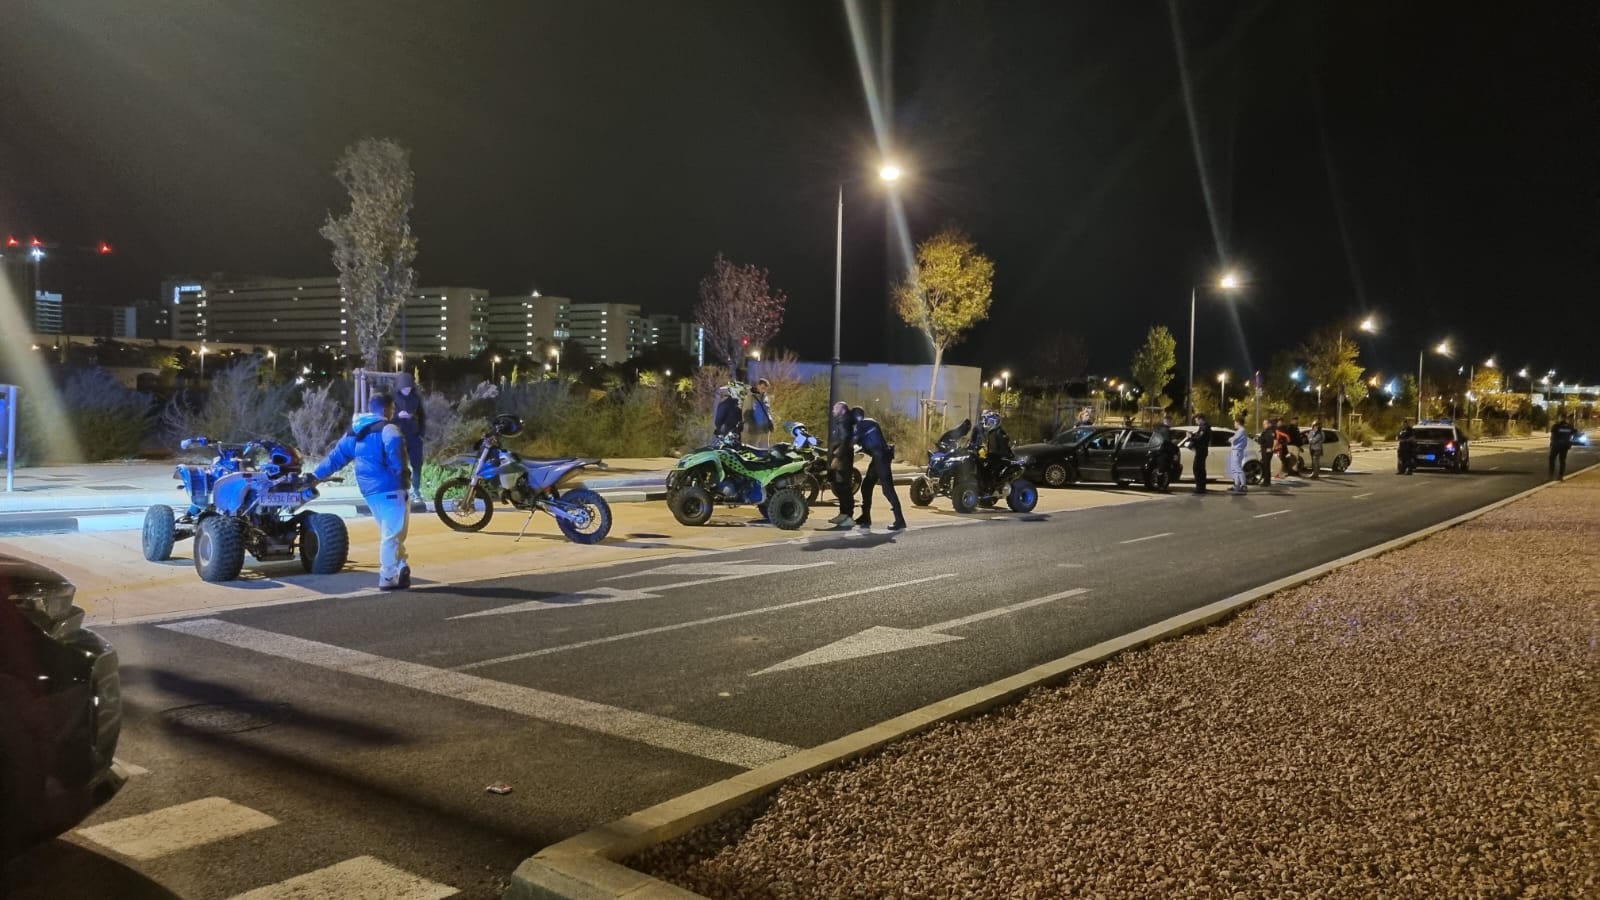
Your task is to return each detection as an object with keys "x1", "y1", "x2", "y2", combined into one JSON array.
[
  {"x1": 851, "y1": 406, "x2": 906, "y2": 531},
  {"x1": 311, "y1": 394, "x2": 411, "y2": 590}
]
